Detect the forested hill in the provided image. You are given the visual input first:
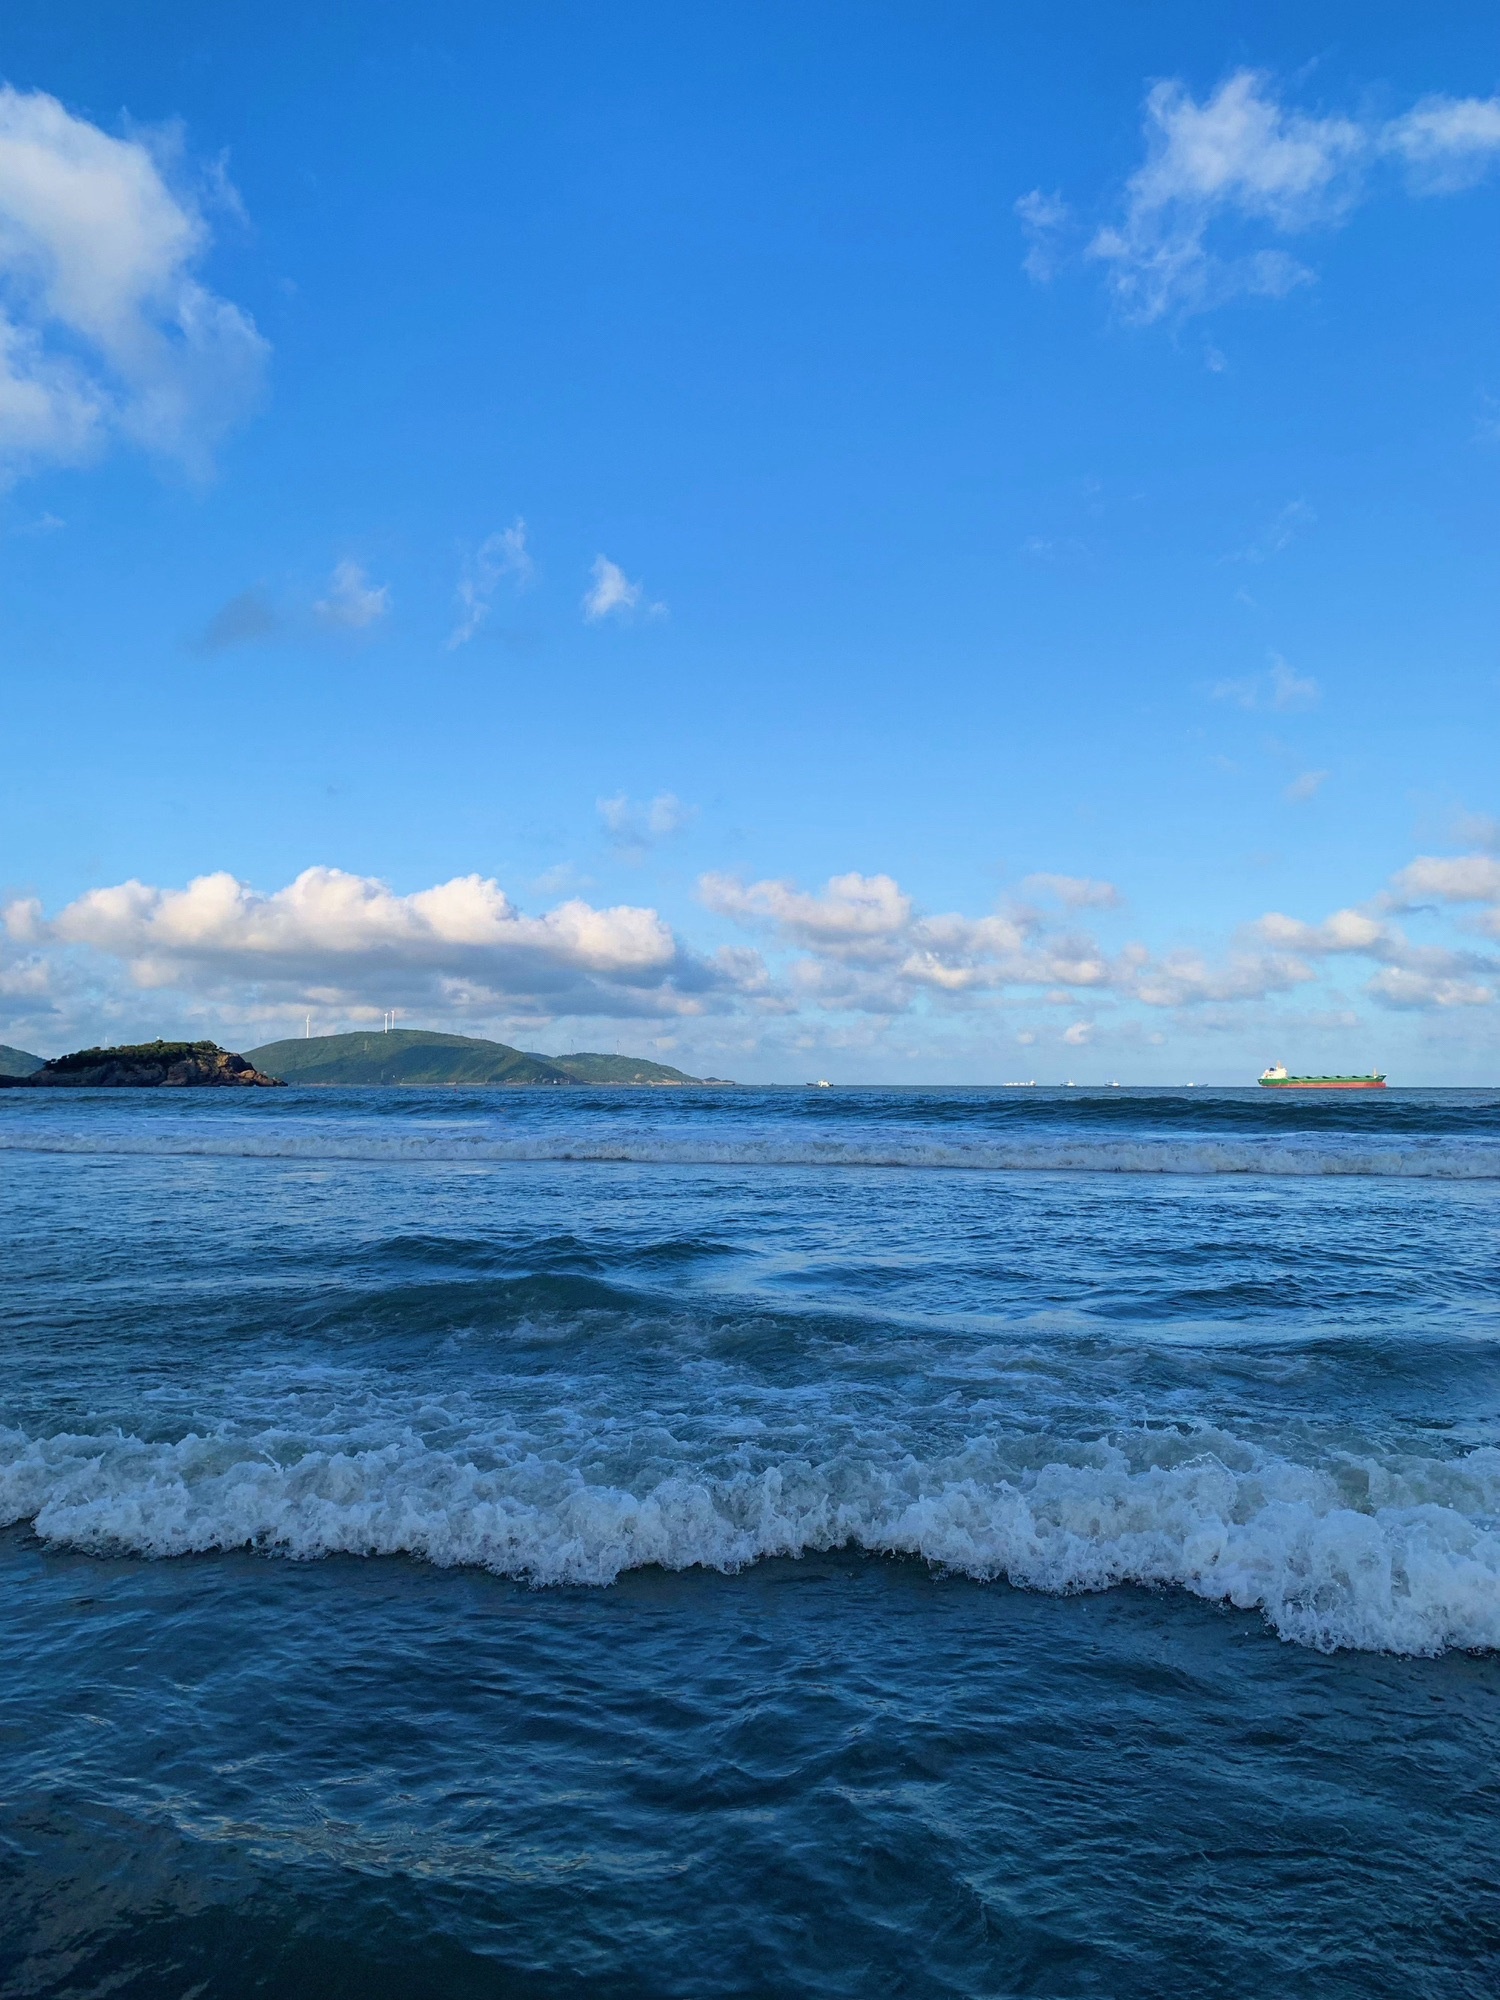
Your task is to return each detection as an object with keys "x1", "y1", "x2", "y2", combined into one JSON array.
[
  {"x1": 245, "y1": 1029, "x2": 711, "y2": 1086},
  {"x1": 536, "y1": 1051, "x2": 705, "y2": 1085},
  {"x1": 0, "y1": 1044, "x2": 43, "y2": 1076}
]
